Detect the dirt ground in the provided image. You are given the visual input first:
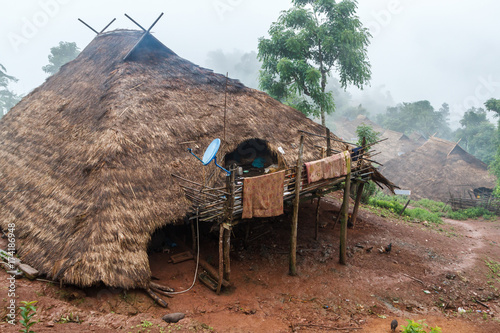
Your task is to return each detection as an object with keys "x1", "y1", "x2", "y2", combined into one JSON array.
[{"x1": 1, "y1": 194, "x2": 500, "y2": 332}]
